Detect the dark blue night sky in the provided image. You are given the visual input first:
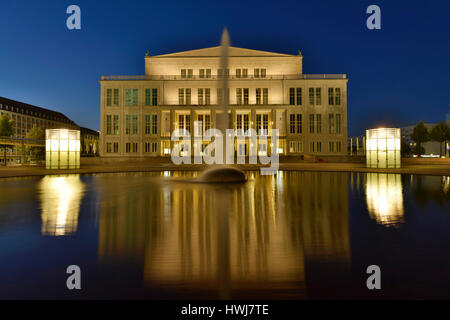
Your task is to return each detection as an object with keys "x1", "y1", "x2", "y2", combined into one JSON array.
[{"x1": 0, "y1": 0, "x2": 449, "y2": 135}]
